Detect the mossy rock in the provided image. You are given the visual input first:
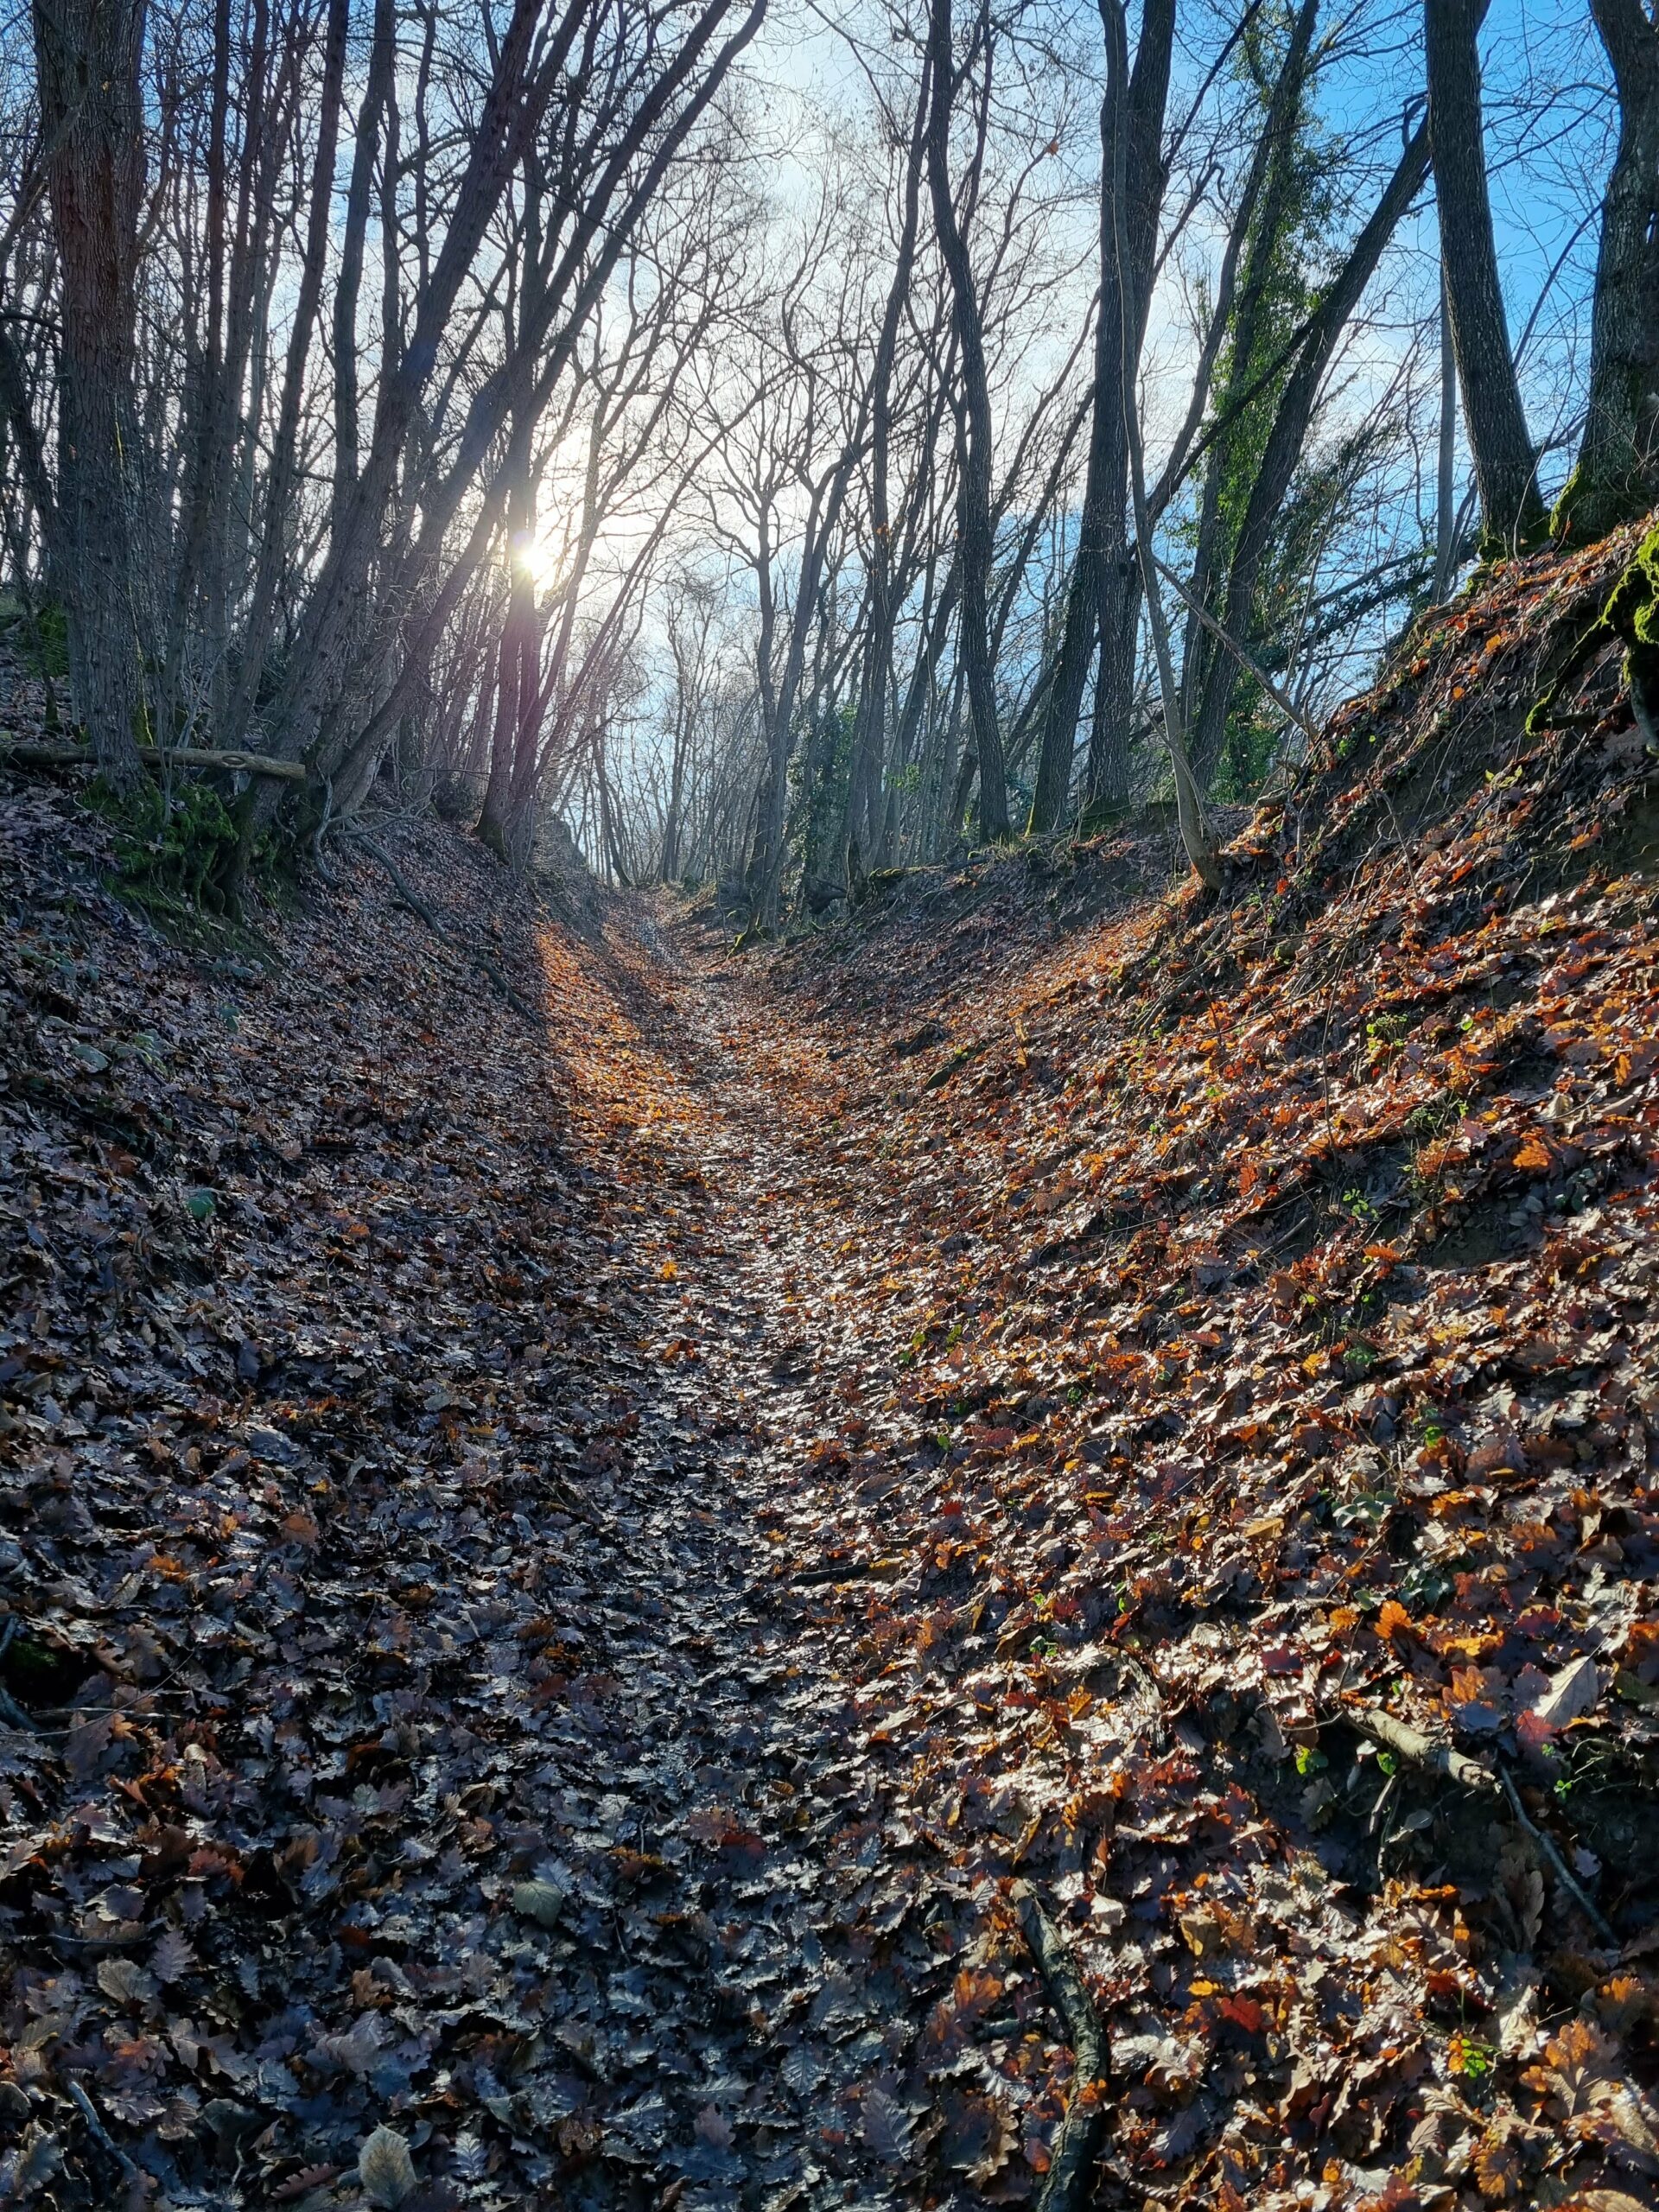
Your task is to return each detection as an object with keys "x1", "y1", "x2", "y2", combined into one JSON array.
[{"x1": 86, "y1": 774, "x2": 239, "y2": 913}]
